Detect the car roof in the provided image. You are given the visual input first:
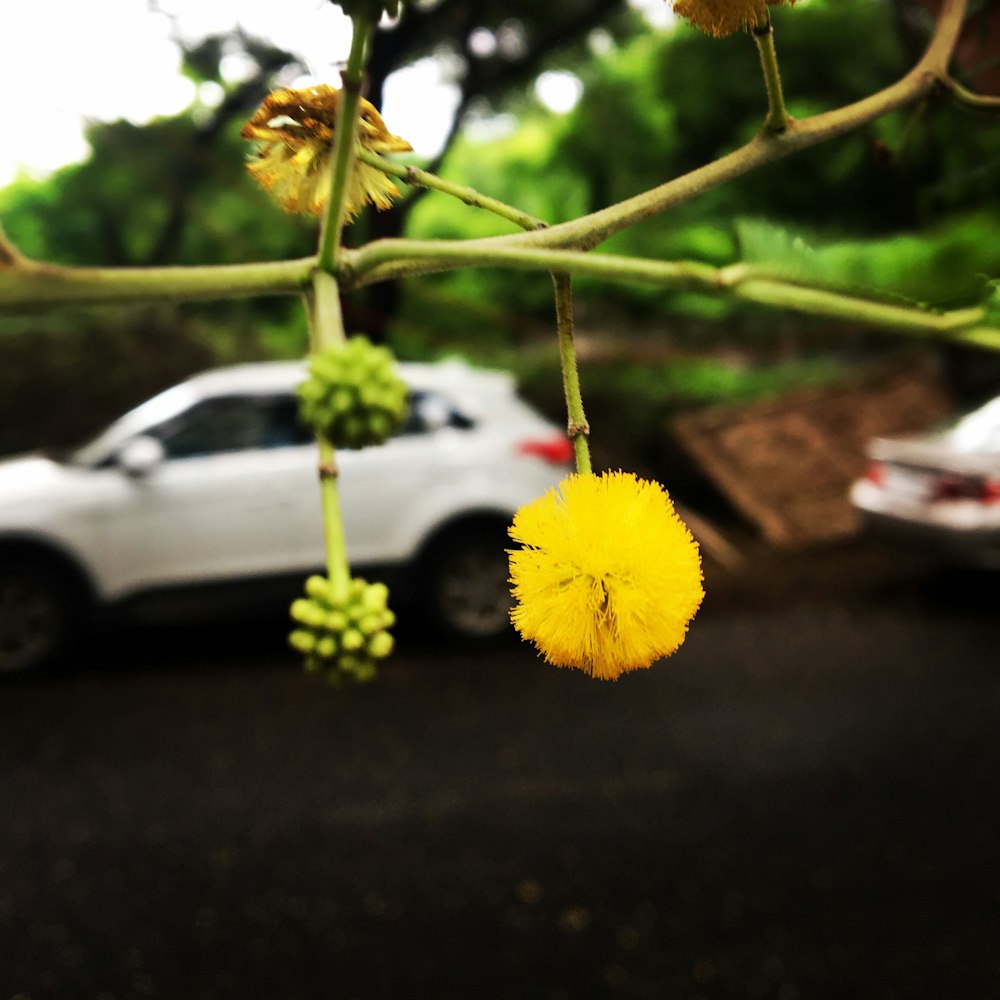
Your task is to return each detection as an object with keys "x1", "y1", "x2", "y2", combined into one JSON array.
[{"x1": 184, "y1": 358, "x2": 516, "y2": 399}]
